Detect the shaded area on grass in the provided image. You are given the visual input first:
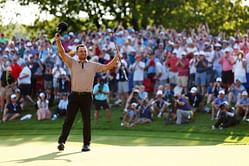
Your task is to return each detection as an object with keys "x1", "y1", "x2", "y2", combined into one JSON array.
[{"x1": 0, "y1": 107, "x2": 249, "y2": 146}]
